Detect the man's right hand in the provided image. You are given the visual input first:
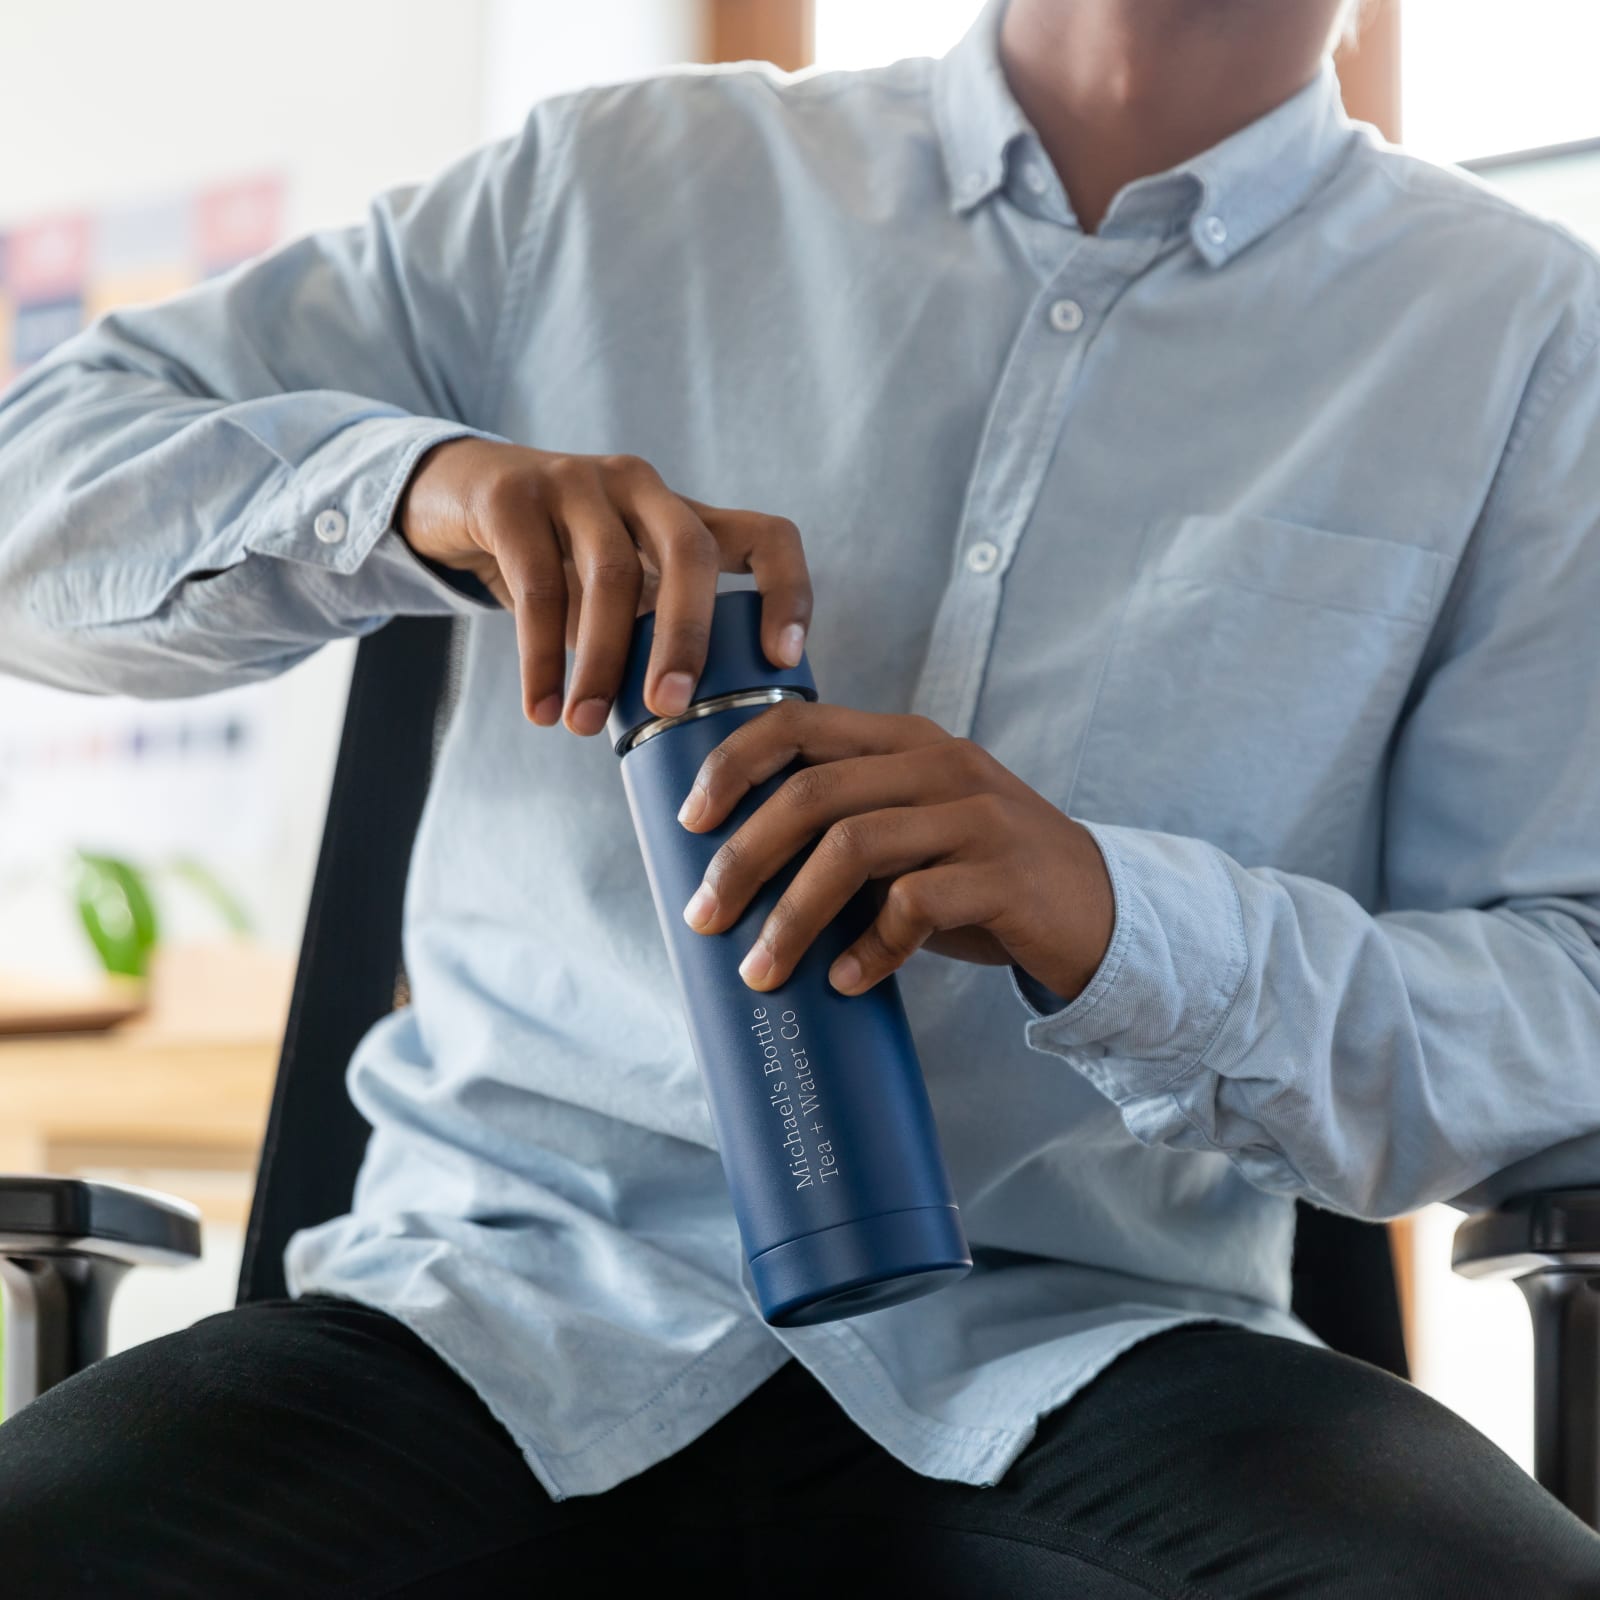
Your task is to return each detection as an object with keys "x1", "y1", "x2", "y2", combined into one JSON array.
[{"x1": 398, "y1": 439, "x2": 812, "y2": 735}]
